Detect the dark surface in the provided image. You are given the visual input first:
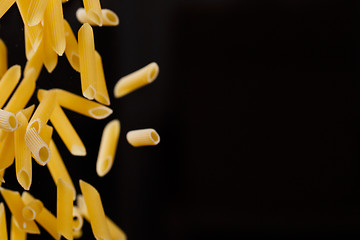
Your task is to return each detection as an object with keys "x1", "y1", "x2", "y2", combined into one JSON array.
[{"x1": 0, "y1": 0, "x2": 357, "y2": 239}]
